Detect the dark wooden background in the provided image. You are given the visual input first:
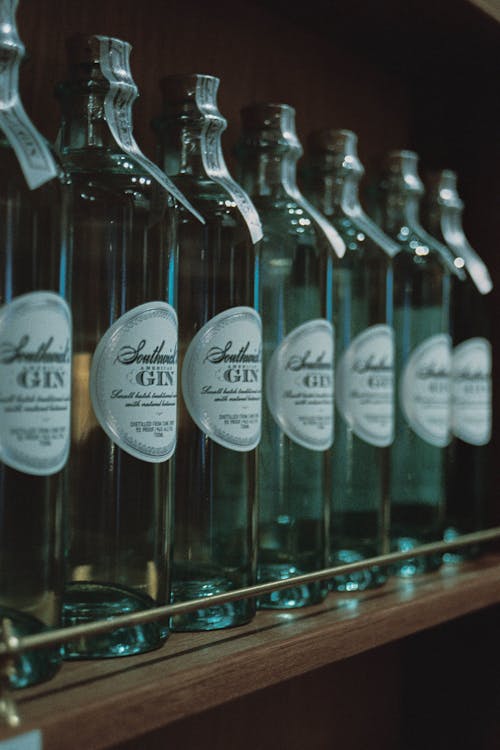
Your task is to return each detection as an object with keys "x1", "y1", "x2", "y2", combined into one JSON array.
[{"x1": 16, "y1": 0, "x2": 500, "y2": 518}]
